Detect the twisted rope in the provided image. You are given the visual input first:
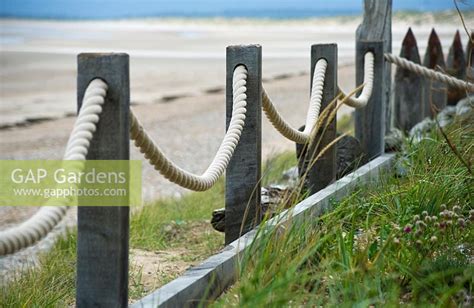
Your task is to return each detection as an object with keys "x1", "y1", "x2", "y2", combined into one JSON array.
[
  {"x1": 262, "y1": 58, "x2": 327, "y2": 144},
  {"x1": 339, "y1": 52, "x2": 375, "y2": 108},
  {"x1": 384, "y1": 53, "x2": 474, "y2": 92},
  {"x1": 130, "y1": 65, "x2": 248, "y2": 191},
  {"x1": 0, "y1": 79, "x2": 108, "y2": 256}
]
